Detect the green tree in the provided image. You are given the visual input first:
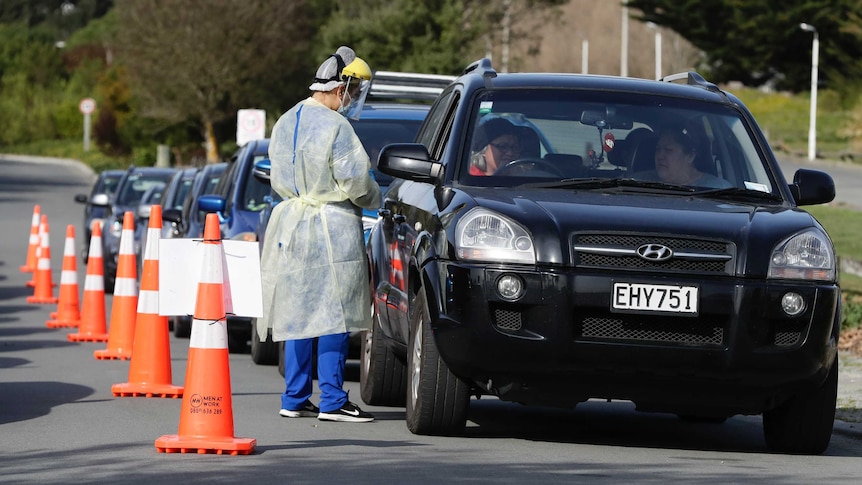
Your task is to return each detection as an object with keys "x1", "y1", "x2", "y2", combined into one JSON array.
[
  {"x1": 112, "y1": 0, "x2": 319, "y2": 163},
  {"x1": 315, "y1": 0, "x2": 568, "y2": 75},
  {"x1": 626, "y1": 0, "x2": 862, "y2": 92}
]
